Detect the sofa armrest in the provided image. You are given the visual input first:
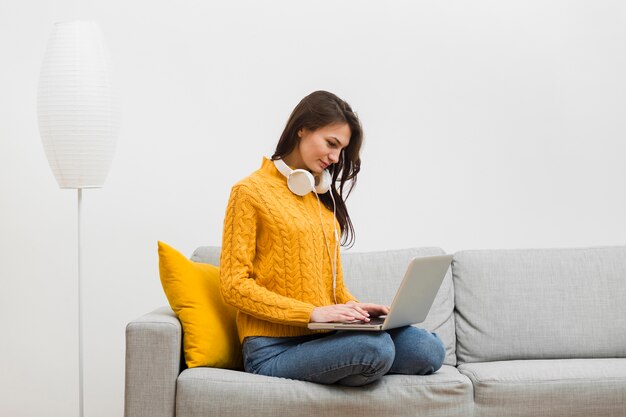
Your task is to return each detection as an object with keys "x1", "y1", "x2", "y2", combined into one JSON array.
[{"x1": 124, "y1": 306, "x2": 182, "y2": 417}]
